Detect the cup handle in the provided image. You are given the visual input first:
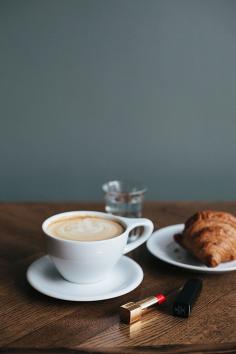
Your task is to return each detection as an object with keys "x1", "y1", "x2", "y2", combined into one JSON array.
[{"x1": 122, "y1": 217, "x2": 154, "y2": 254}]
